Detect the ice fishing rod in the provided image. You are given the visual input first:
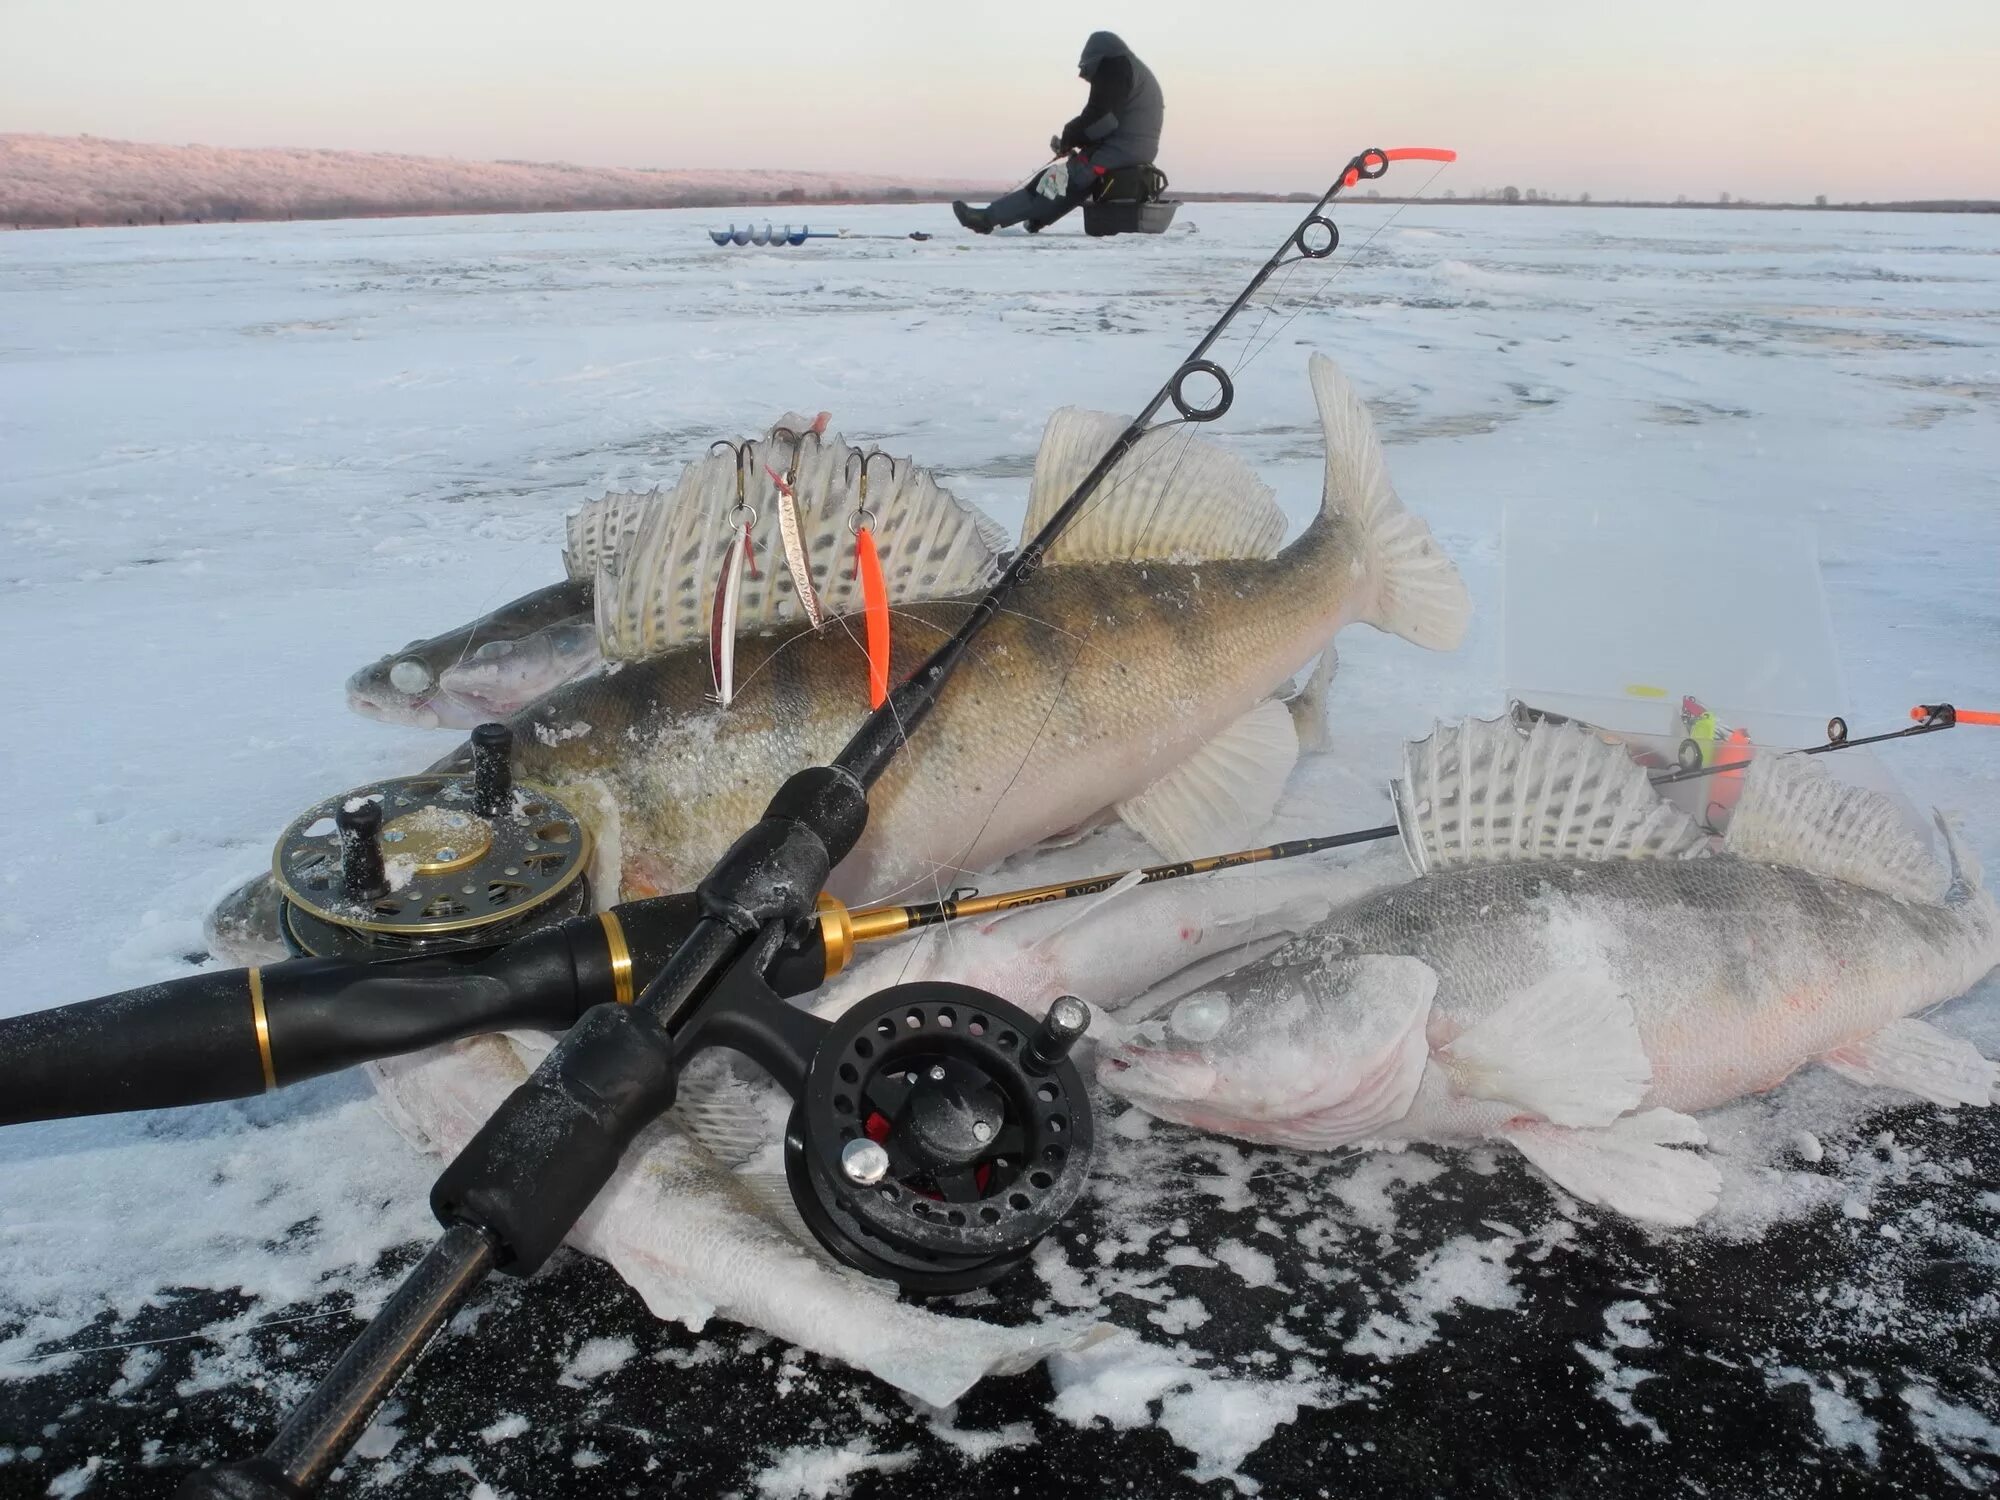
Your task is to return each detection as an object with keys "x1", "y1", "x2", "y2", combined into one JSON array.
[
  {"x1": 820, "y1": 700, "x2": 1983, "y2": 939},
  {"x1": 161, "y1": 144, "x2": 1449, "y2": 1499},
  {"x1": 1648, "y1": 701, "x2": 1962, "y2": 786}
]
